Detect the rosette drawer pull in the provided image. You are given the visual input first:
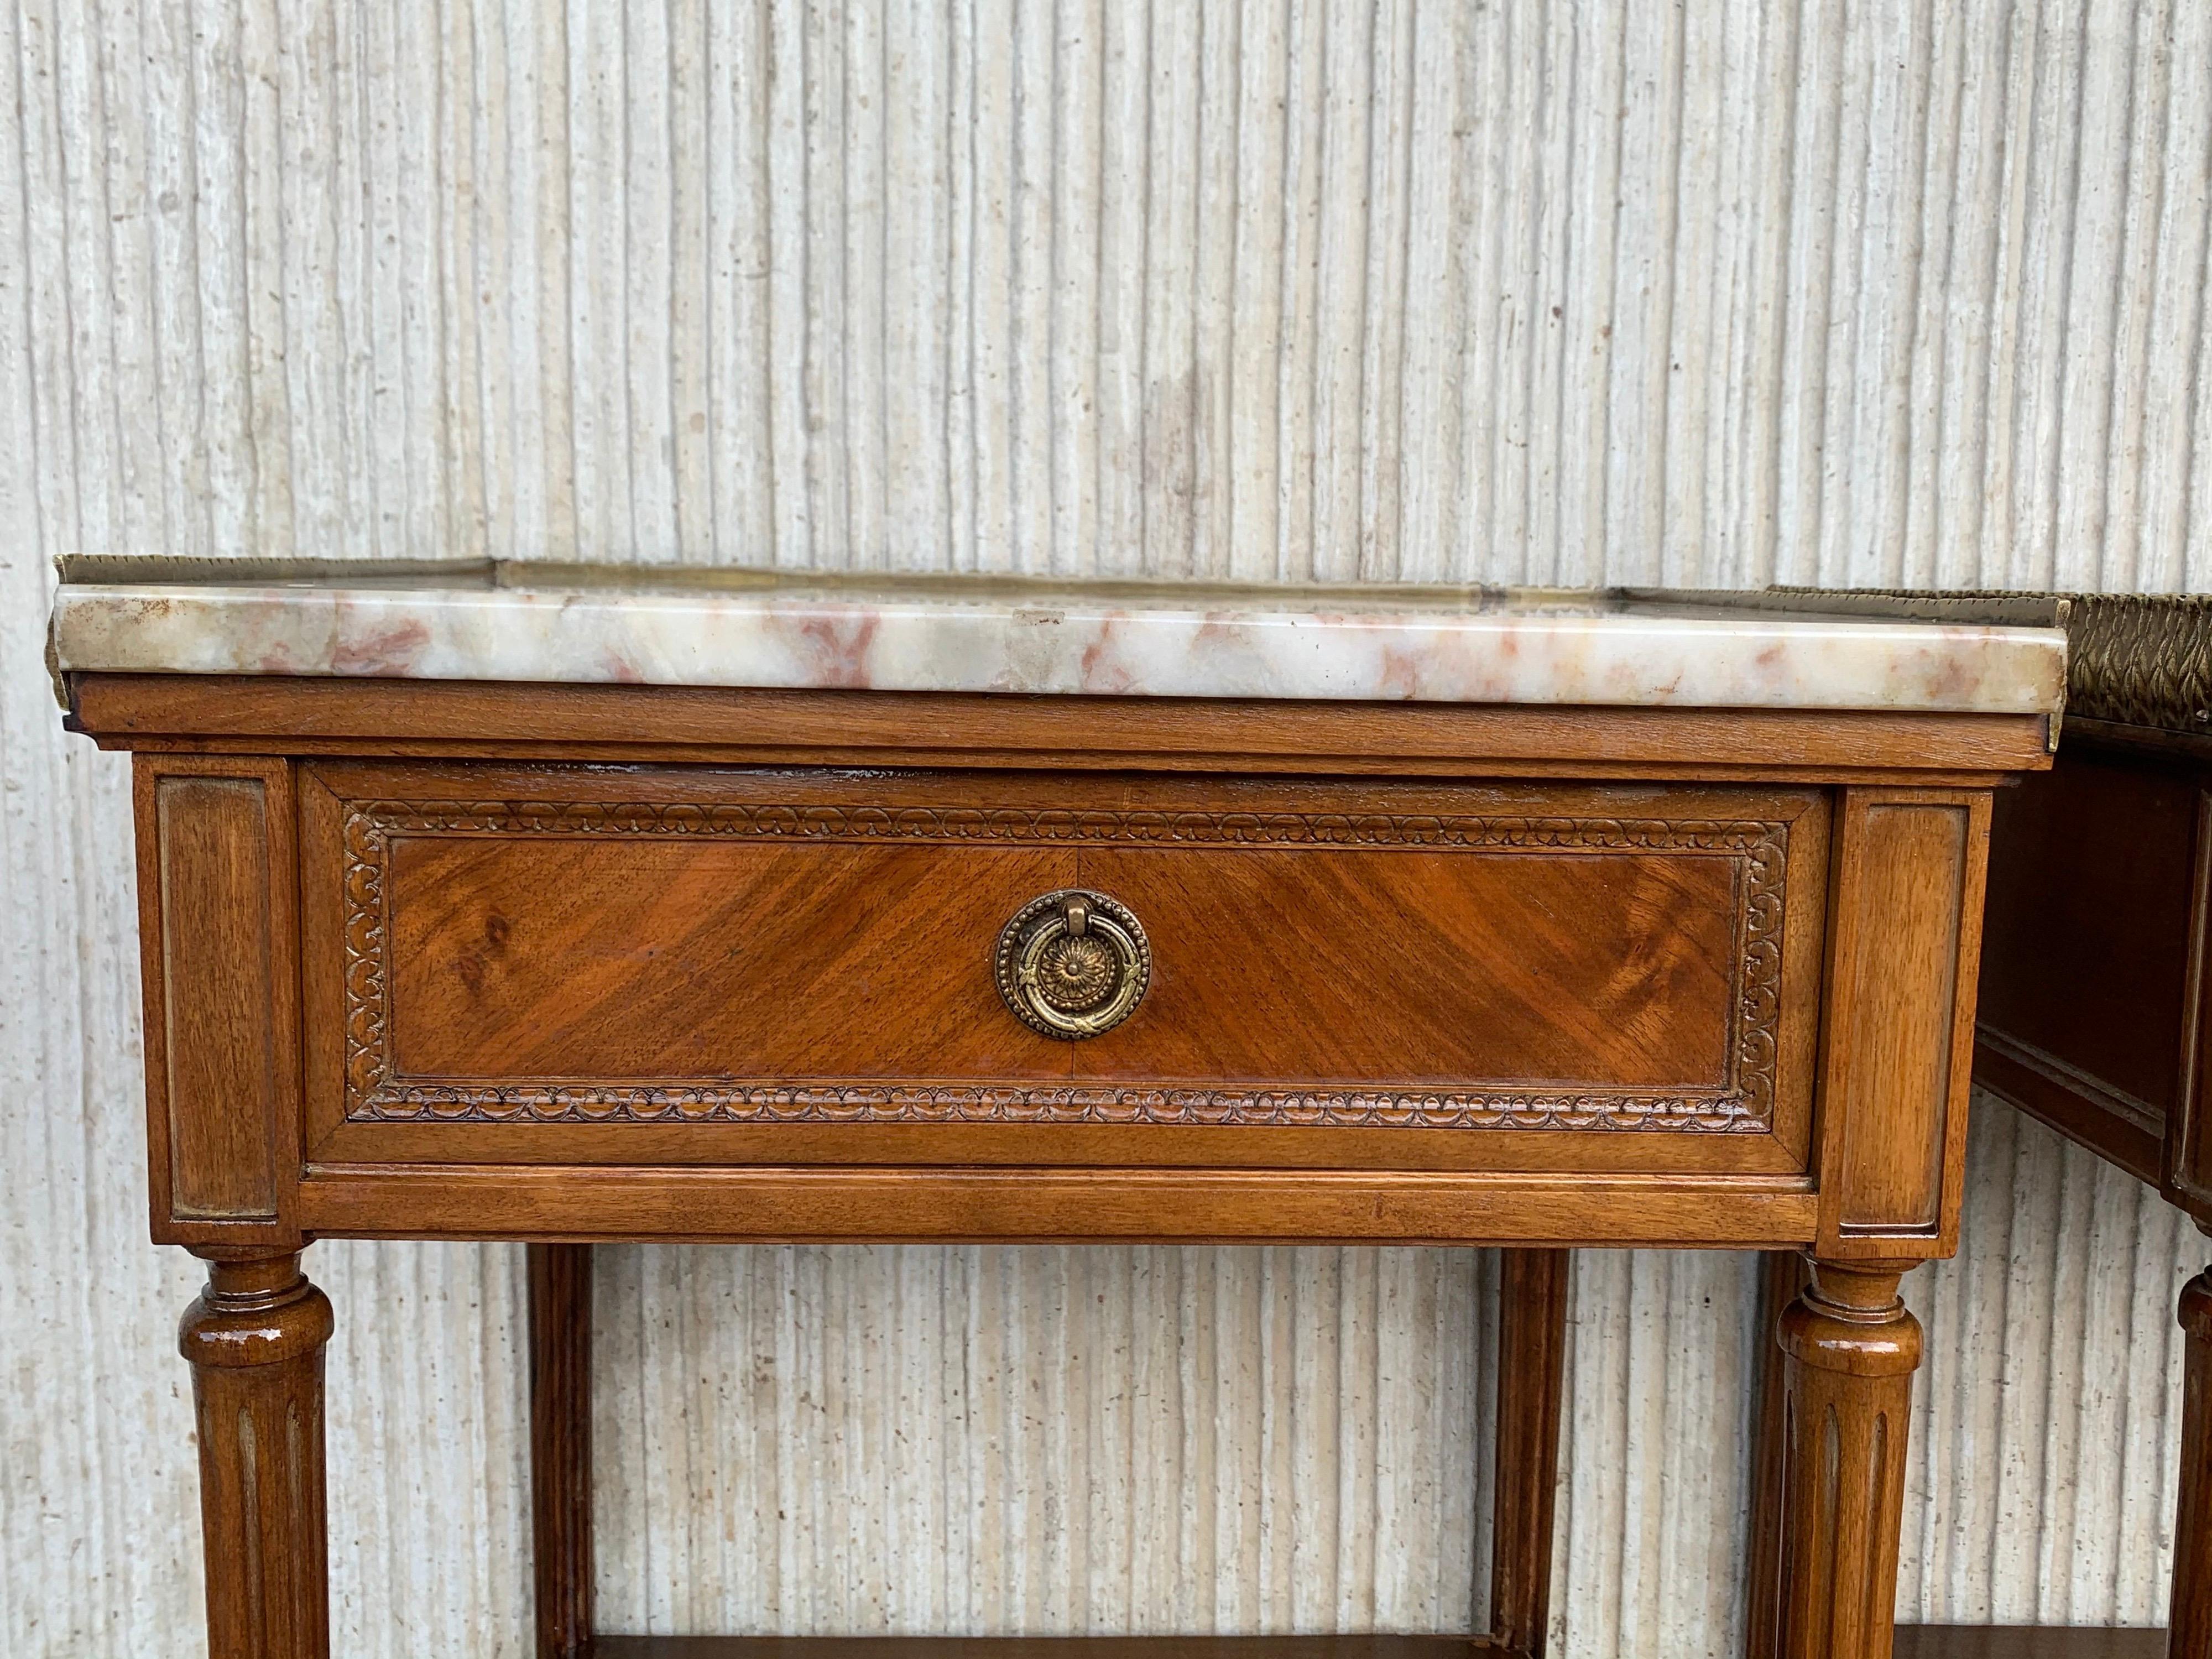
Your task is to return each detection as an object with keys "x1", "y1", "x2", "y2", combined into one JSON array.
[{"x1": 994, "y1": 889, "x2": 1151, "y2": 1039}]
